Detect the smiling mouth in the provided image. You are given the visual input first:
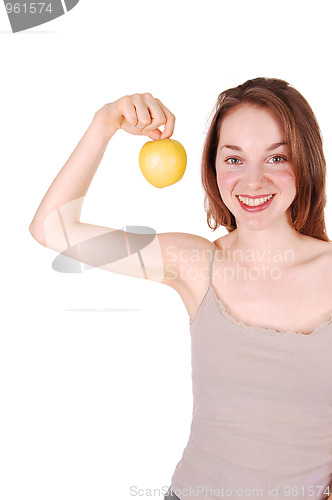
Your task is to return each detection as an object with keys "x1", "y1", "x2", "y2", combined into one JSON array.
[{"x1": 236, "y1": 193, "x2": 276, "y2": 207}]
